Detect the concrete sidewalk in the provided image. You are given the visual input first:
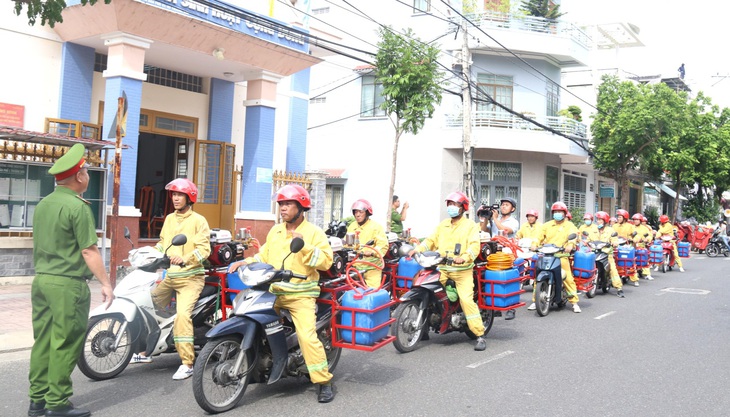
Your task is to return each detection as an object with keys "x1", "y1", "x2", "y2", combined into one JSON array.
[{"x1": 0, "y1": 276, "x2": 105, "y2": 356}]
